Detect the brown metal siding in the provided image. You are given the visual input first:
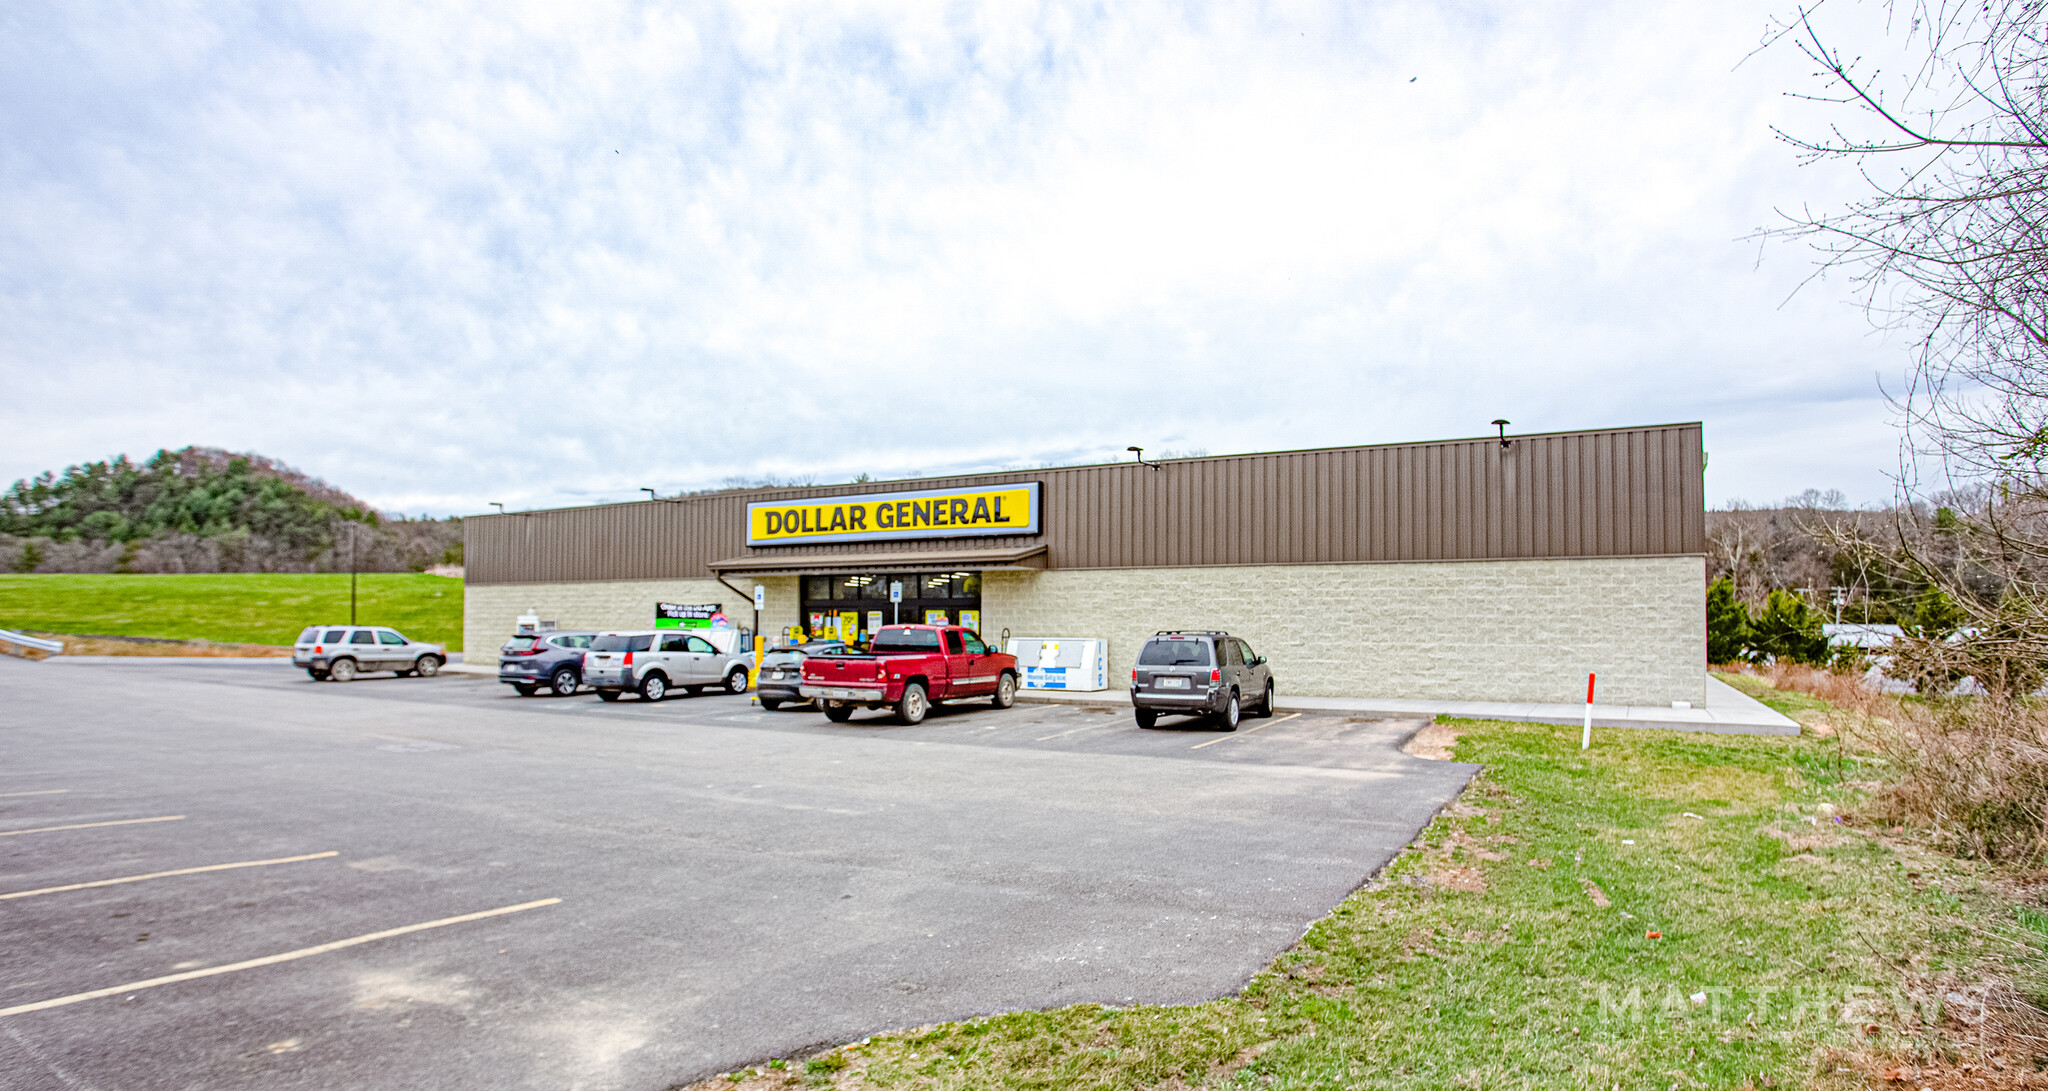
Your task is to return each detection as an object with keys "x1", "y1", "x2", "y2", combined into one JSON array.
[{"x1": 467, "y1": 423, "x2": 1706, "y2": 584}]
